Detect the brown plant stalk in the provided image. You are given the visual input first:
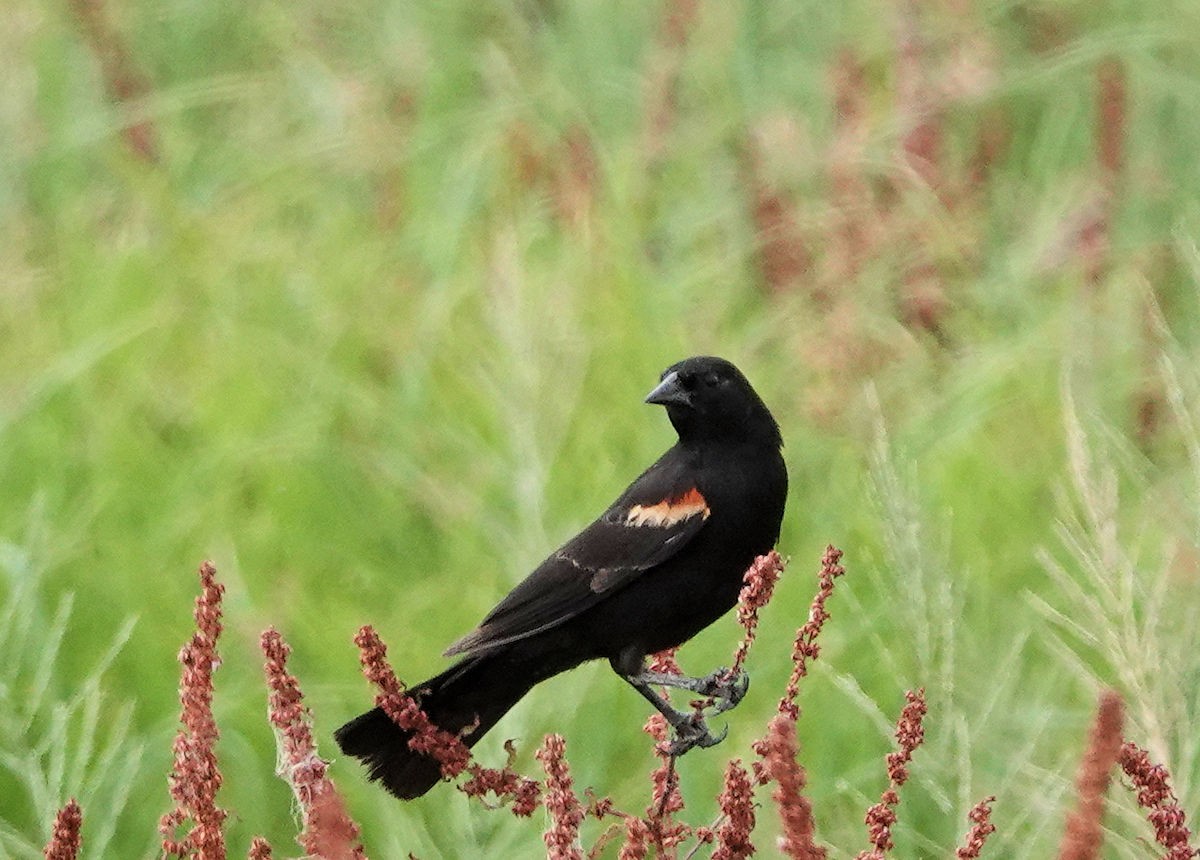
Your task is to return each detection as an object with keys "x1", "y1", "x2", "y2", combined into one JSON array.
[
  {"x1": 64, "y1": 0, "x2": 159, "y2": 161},
  {"x1": 352, "y1": 625, "x2": 543, "y2": 813},
  {"x1": 856, "y1": 688, "x2": 928, "y2": 859},
  {"x1": 730, "y1": 551, "x2": 786, "y2": 677},
  {"x1": 955, "y1": 796, "x2": 997, "y2": 859},
  {"x1": 827, "y1": 49, "x2": 873, "y2": 285},
  {"x1": 618, "y1": 816, "x2": 653, "y2": 860},
  {"x1": 747, "y1": 546, "x2": 845, "y2": 857},
  {"x1": 459, "y1": 746, "x2": 543, "y2": 817},
  {"x1": 43, "y1": 799, "x2": 83, "y2": 860},
  {"x1": 740, "y1": 134, "x2": 814, "y2": 298},
  {"x1": 1073, "y1": 56, "x2": 1127, "y2": 290},
  {"x1": 642, "y1": 713, "x2": 691, "y2": 858},
  {"x1": 779, "y1": 546, "x2": 846, "y2": 719},
  {"x1": 353, "y1": 625, "x2": 472, "y2": 779},
  {"x1": 246, "y1": 837, "x2": 273, "y2": 860},
  {"x1": 641, "y1": 0, "x2": 701, "y2": 164},
  {"x1": 762, "y1": 714, "x2": 824, "y2": 860},
  {"x1": 261, "y1": 628, "x2": 366, "y2": 860},
  {"x1": 710, "y1": 758, "x2": 756, "y2": 860},
  {"x1": 159, "y1": 561, "x2": 228, "y2": 860},
  {"x1": 1058, "y1": 689, "x2": 1124, "y2": 860},
  {"x1": 538, "y1": 734, "x2": 586, "y2": 860},
  {"x1": 1118, "y1": 740, "x2": 1198, "y2": 860}
]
